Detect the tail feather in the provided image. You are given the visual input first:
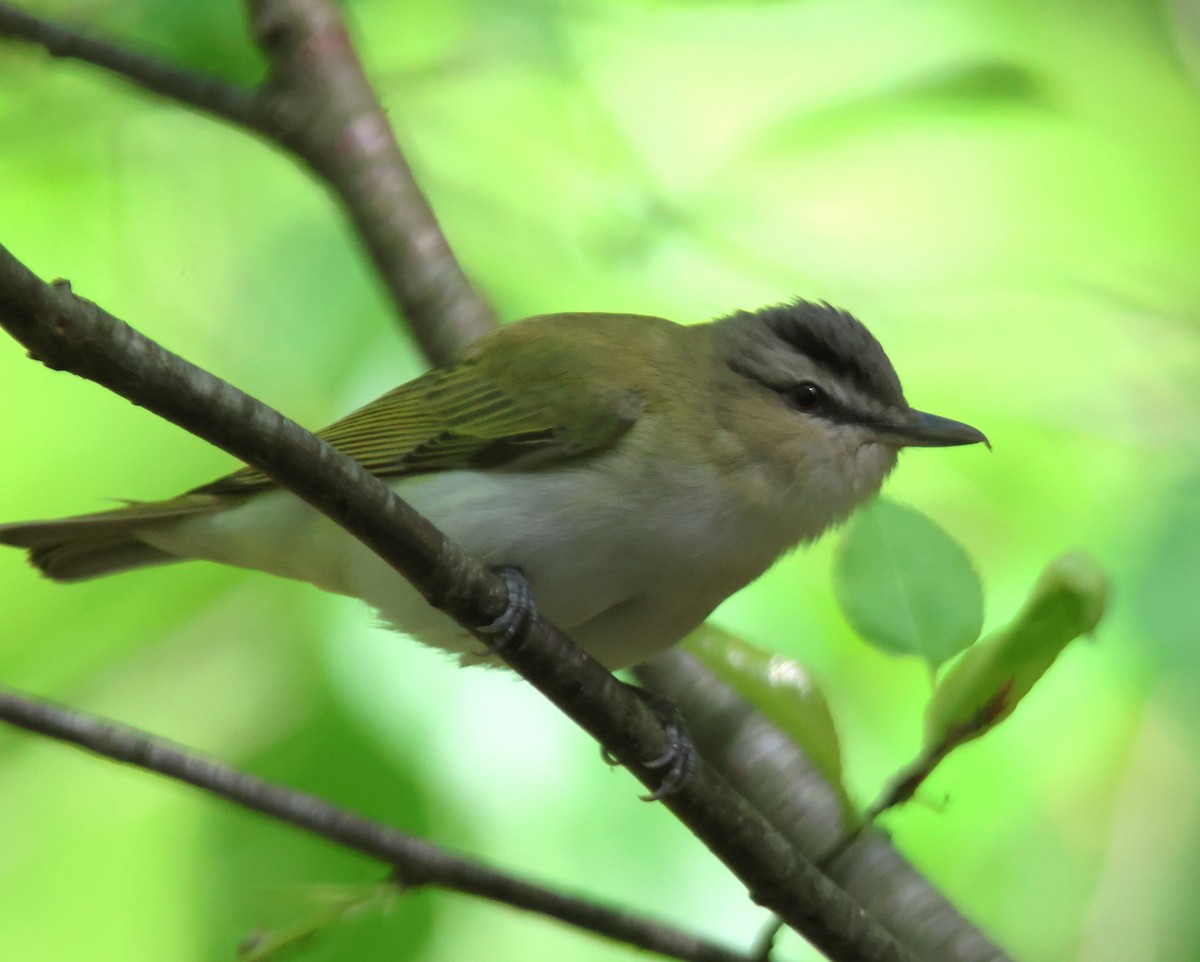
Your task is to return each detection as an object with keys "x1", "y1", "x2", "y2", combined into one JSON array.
[
  {"x1": 0, "y1": 497, "x2": 221, "y2": 583},
  {"x1": 28, "y1": 536, "x2": 180, "y2": 582}
]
